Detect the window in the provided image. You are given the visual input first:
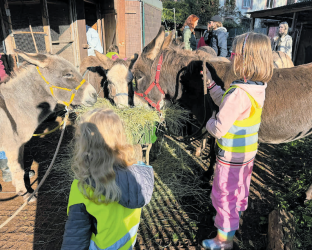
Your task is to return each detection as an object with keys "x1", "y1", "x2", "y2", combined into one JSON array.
[
  {"x1": 243, "y1": 0, "x2": 251, "y2": 8},
  {"x1": 267, "y1": 0, "x2": 274, "y2": 8}
]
